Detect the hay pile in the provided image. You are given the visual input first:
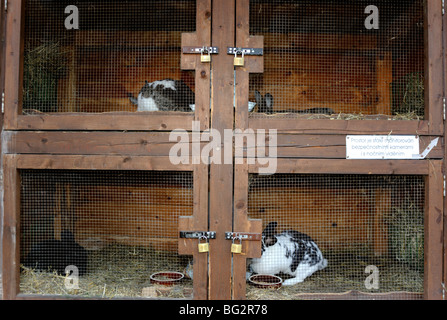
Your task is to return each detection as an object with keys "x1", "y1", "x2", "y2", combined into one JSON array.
[
  {"x1": 246, "y1": 249, "x2": 423, "y2": 300},
  {"x1": 20, "y1": 244, "x2": 193, "y2": 298},
  {"x1": 392, "y1": 72, "x2": 425, "y2": 117},
  {"x1": 23, "y1": 41, "x2": 69, "y2": 112},
  {"x1": 388, "y1": 203, "x2": 424, "y2": 271}
]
